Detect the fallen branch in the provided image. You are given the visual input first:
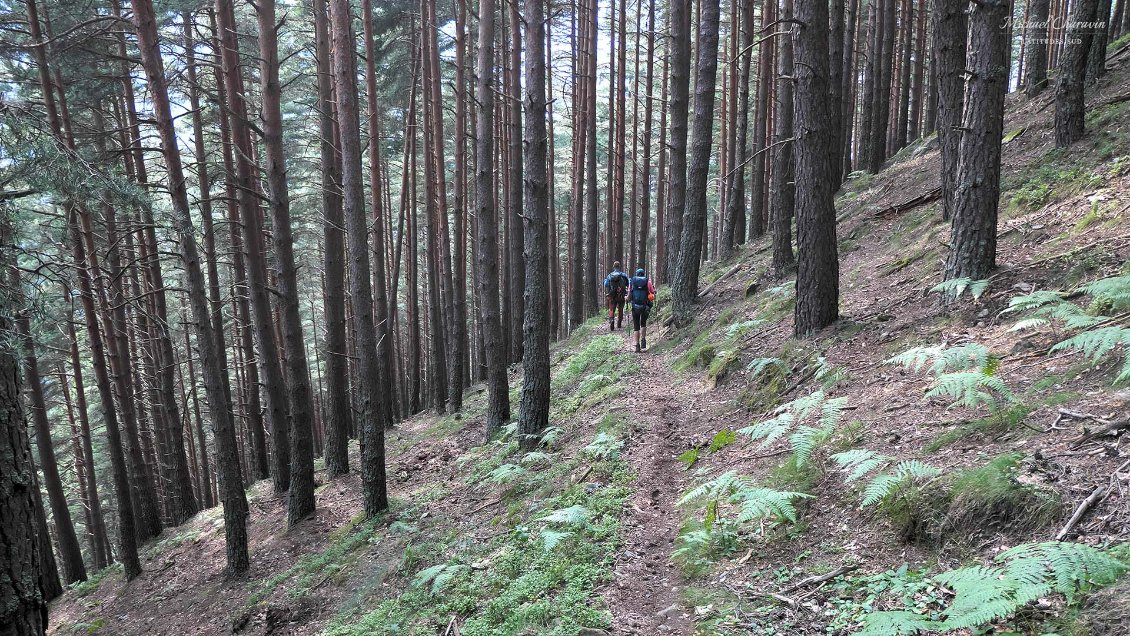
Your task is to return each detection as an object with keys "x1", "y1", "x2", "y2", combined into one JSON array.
[
  {"x1": 1056, "y1": 409, "x2": 1130, "y2": 448},
  {"x1": 698, "y1": 263, "x2": 744, "y2": 298},
  {"x1": 1055, "y1": 485, "x2": 1108, "y2": 541},
  {"x1": 780, "y1": 565, "x2": 859, "y2": 594},
  {"x1": 468, "y1": 497, "x2": 501, "y2": 515},
  {"x1": 873, "y1": 187, "x2": 942, "y2": 220}
]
